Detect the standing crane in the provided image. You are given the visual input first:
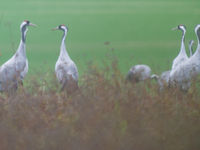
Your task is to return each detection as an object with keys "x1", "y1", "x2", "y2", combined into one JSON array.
[
  {"x1": 171, "y1": 24, "x2": 188, "y2": 70},
  {"x1": 0, "y1": 20, "x2": 36, "y2": 92},
  {"x1": 156, "y1": 40, "x2": 194, "y2": 91},
  {"x1": 53, "y1": 24, "x2": 78, "y2": 92},
  {"x1": 169, "y1": 24, "x2": 200, "y2": 91}
]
